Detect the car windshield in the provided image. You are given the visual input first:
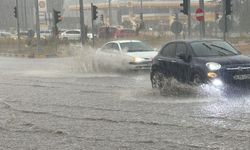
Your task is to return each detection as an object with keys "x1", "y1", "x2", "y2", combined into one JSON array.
[
  {"x1": 120, "y1": 41, "x2": 153, "y2": 52},
  {"x1": 191, "y1": 41, "x2": 240, "y2": 57}
]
